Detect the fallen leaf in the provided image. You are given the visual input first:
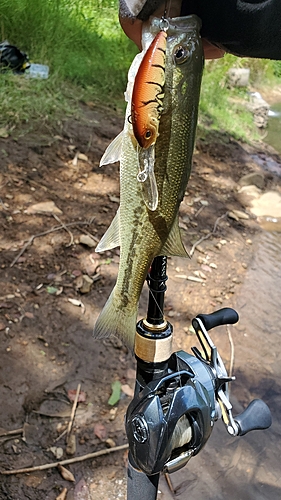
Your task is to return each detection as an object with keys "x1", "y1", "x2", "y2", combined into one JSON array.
[
  {"x1": 109, "y1": 195, "x2": 120, "y2": 203},
  {"x1": 24, "y1": 312, "x2": 34, "y2": 319},
  {"x1": 67, "y1": 298, "x2": 85, "y2": 313},
  {"x1": 187, "y1": 276, "x2": 204, "y2": 283},
  {"x1": 105, "y1": 438, "x2": 116, "y2": 448},
  {"x1": 68, "y1": 298, "x2": 82, "y2": 307},
  {"x1": 49, "y1": 446, "x2": 64, "y2": 459},
  {"x1": 71, "y1": 269, "x2": 82, "y2": 277},
  {"x1": 94, "y1": 422, "x2": 107, "y2": 441},
  {"x1": 66, "y1": 433, "x2": 76, "y2": 456},
  {"x1": 75, "y1": 275, "x2": 93, "y2": 294},
  {"x1": 46, "y1": 286, "x2": 59, "y2": 295},
  {"x1": 77, "y1": 153, "x2": 88, "y2": 162},
  {"x1": 24, "y1": 201, "x2": 62, "y2": 215},
  {"x1": 121, "y1": 384, "x2": 134, "y2": 398},
  {"x1": 56, "y1": 488, "x2": 68, "y2": 500},
  {"x1": 67, "y1": 389, "x2": 86, "y2": 403},
  {"x1": 57, "y1": 464, "x2": 75, "y2": 482},
  {"x1": 108, "y1": 380, "x2": 122, "y2": 406}
]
